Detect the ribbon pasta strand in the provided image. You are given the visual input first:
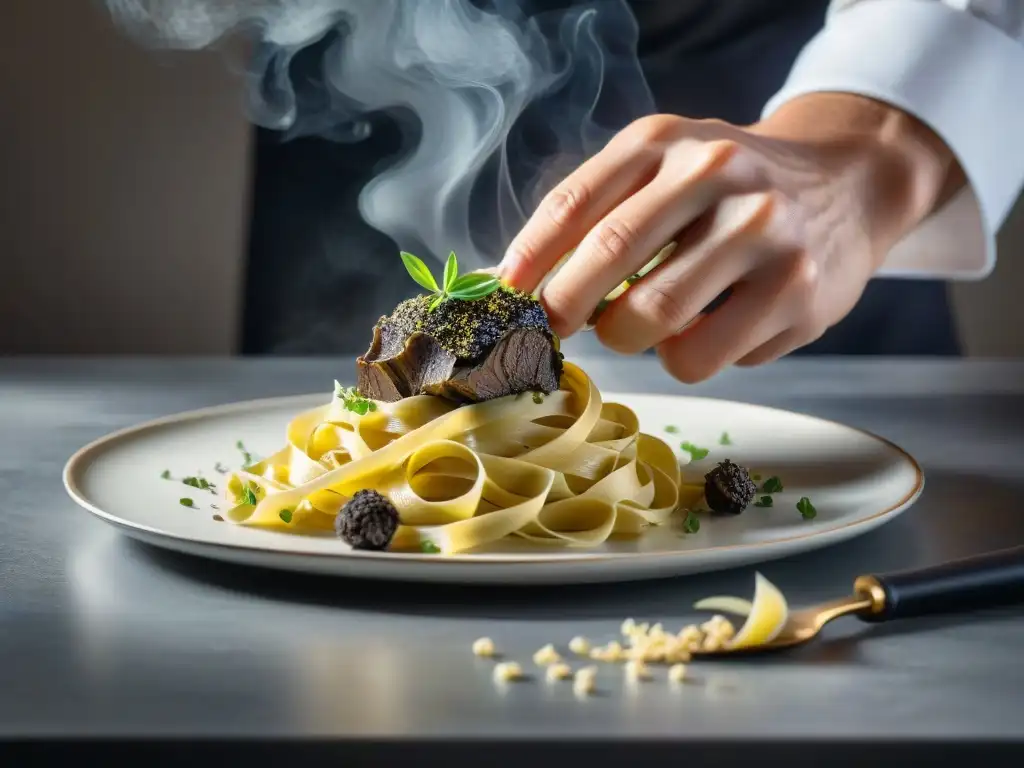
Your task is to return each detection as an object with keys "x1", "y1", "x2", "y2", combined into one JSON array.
[{"x1": 223, "y1": 363, "x2": 697, "y2": 554}]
